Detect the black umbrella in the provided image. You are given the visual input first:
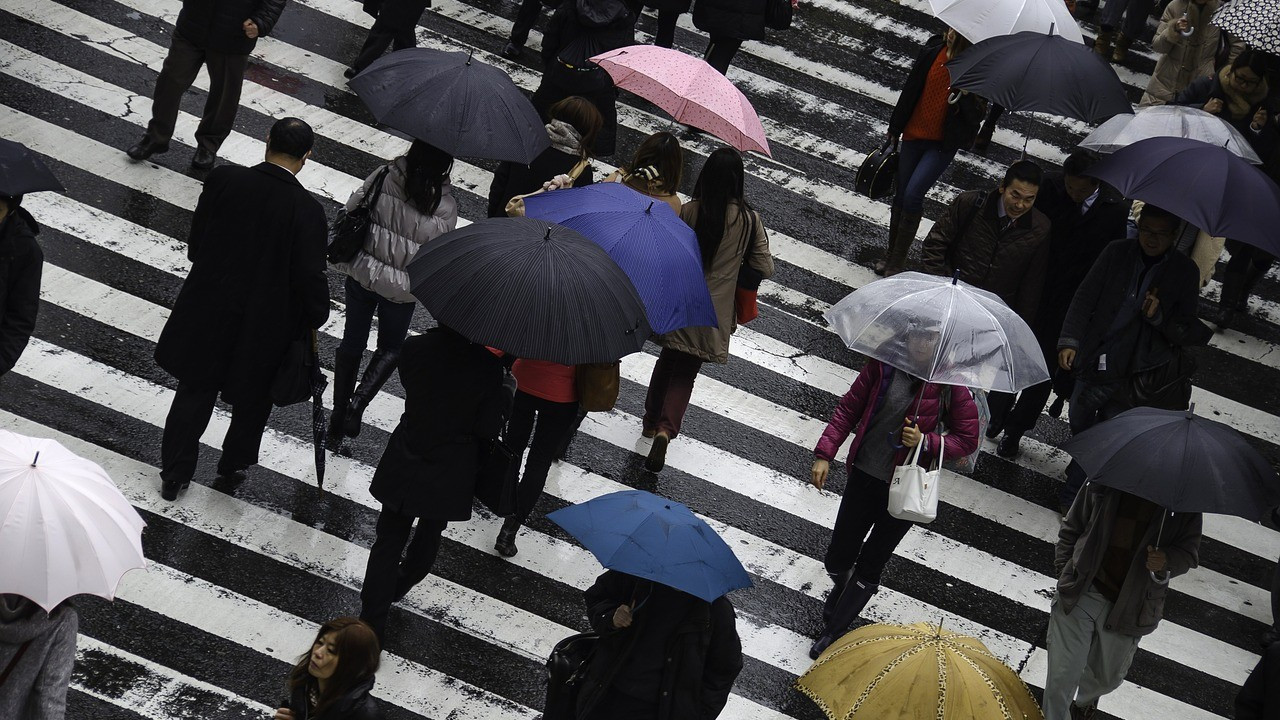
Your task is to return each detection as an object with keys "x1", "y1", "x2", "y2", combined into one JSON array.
[
  {"x1": 308, "y1": 330, "x2": 328, "y2": 495},
  {"x1": 348, "y1": 48, "x2": 550, "y2": 164},
  {"x1": 945, "y1": 31, "x2": 1133, "y2": 124},
  {"x1": 0, "y1": 139, "x2": 63, "y2": 196},
  {"x1": 406, "y1": 217, "x2": 650, "y2": 364}
]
